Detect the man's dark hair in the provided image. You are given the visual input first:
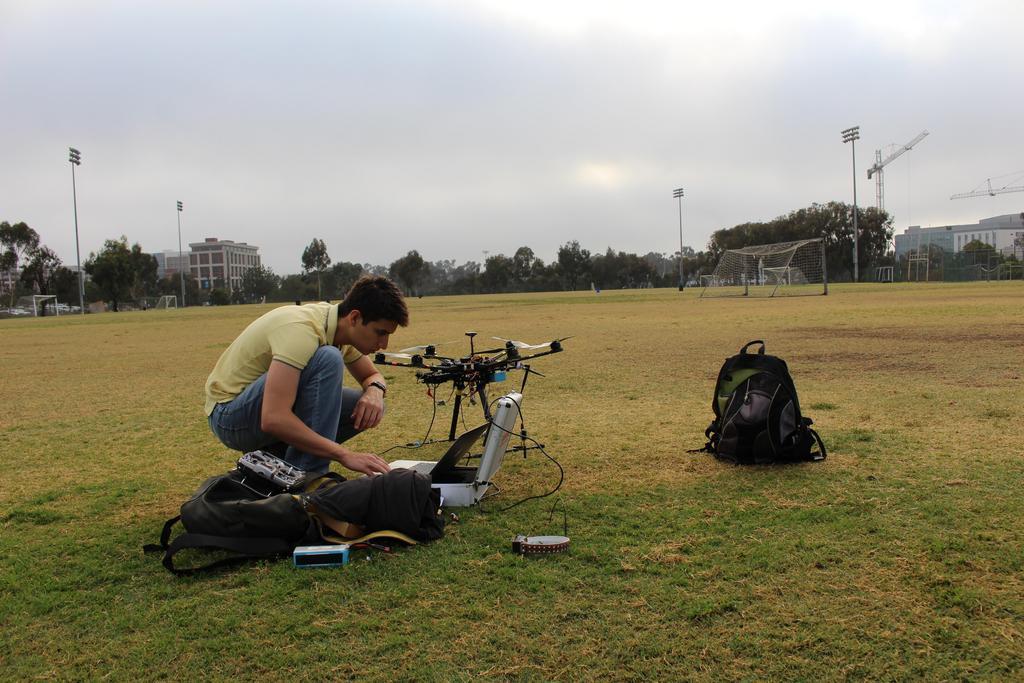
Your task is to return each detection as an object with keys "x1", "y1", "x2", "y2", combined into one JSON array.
[{"x1": 339, "y1": 276, "x2": 409, "y2": 326}]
